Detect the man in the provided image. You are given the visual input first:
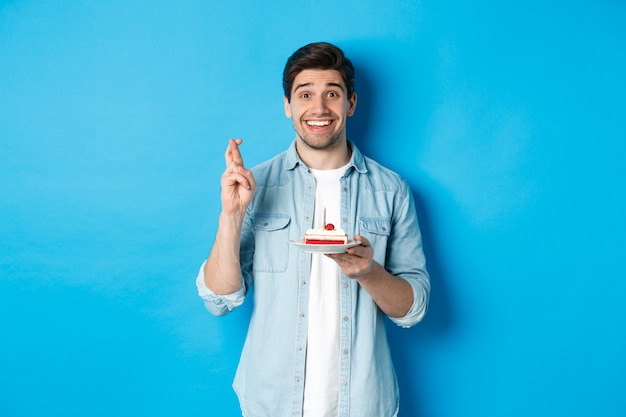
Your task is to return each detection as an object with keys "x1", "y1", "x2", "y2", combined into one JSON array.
[{"x1": 196, "y1": 42, "x2": 430, "y2": 417}]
